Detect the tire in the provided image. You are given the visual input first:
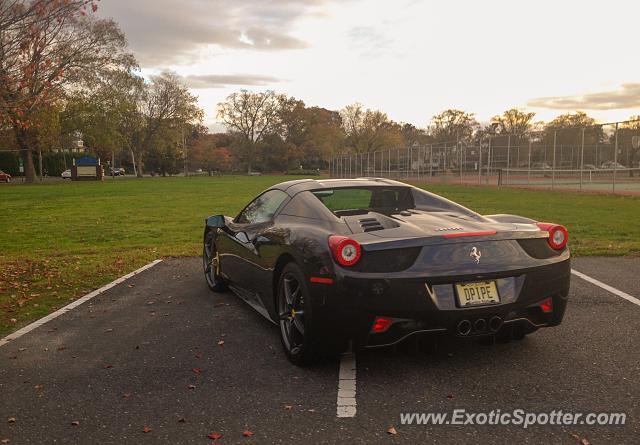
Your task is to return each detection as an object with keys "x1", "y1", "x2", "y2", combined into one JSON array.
[
  {"x1": 277, "y1": 263, "x2": 325, "y2": 366},
  {"x1": 203, "y1": 231, "x2": 226, "y2": 292}
]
